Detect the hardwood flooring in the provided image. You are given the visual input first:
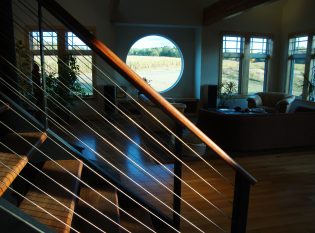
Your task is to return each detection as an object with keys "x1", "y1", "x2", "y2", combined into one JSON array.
[{"x1": 51, "y1": 117, "x2": 315, "y2": 233}]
